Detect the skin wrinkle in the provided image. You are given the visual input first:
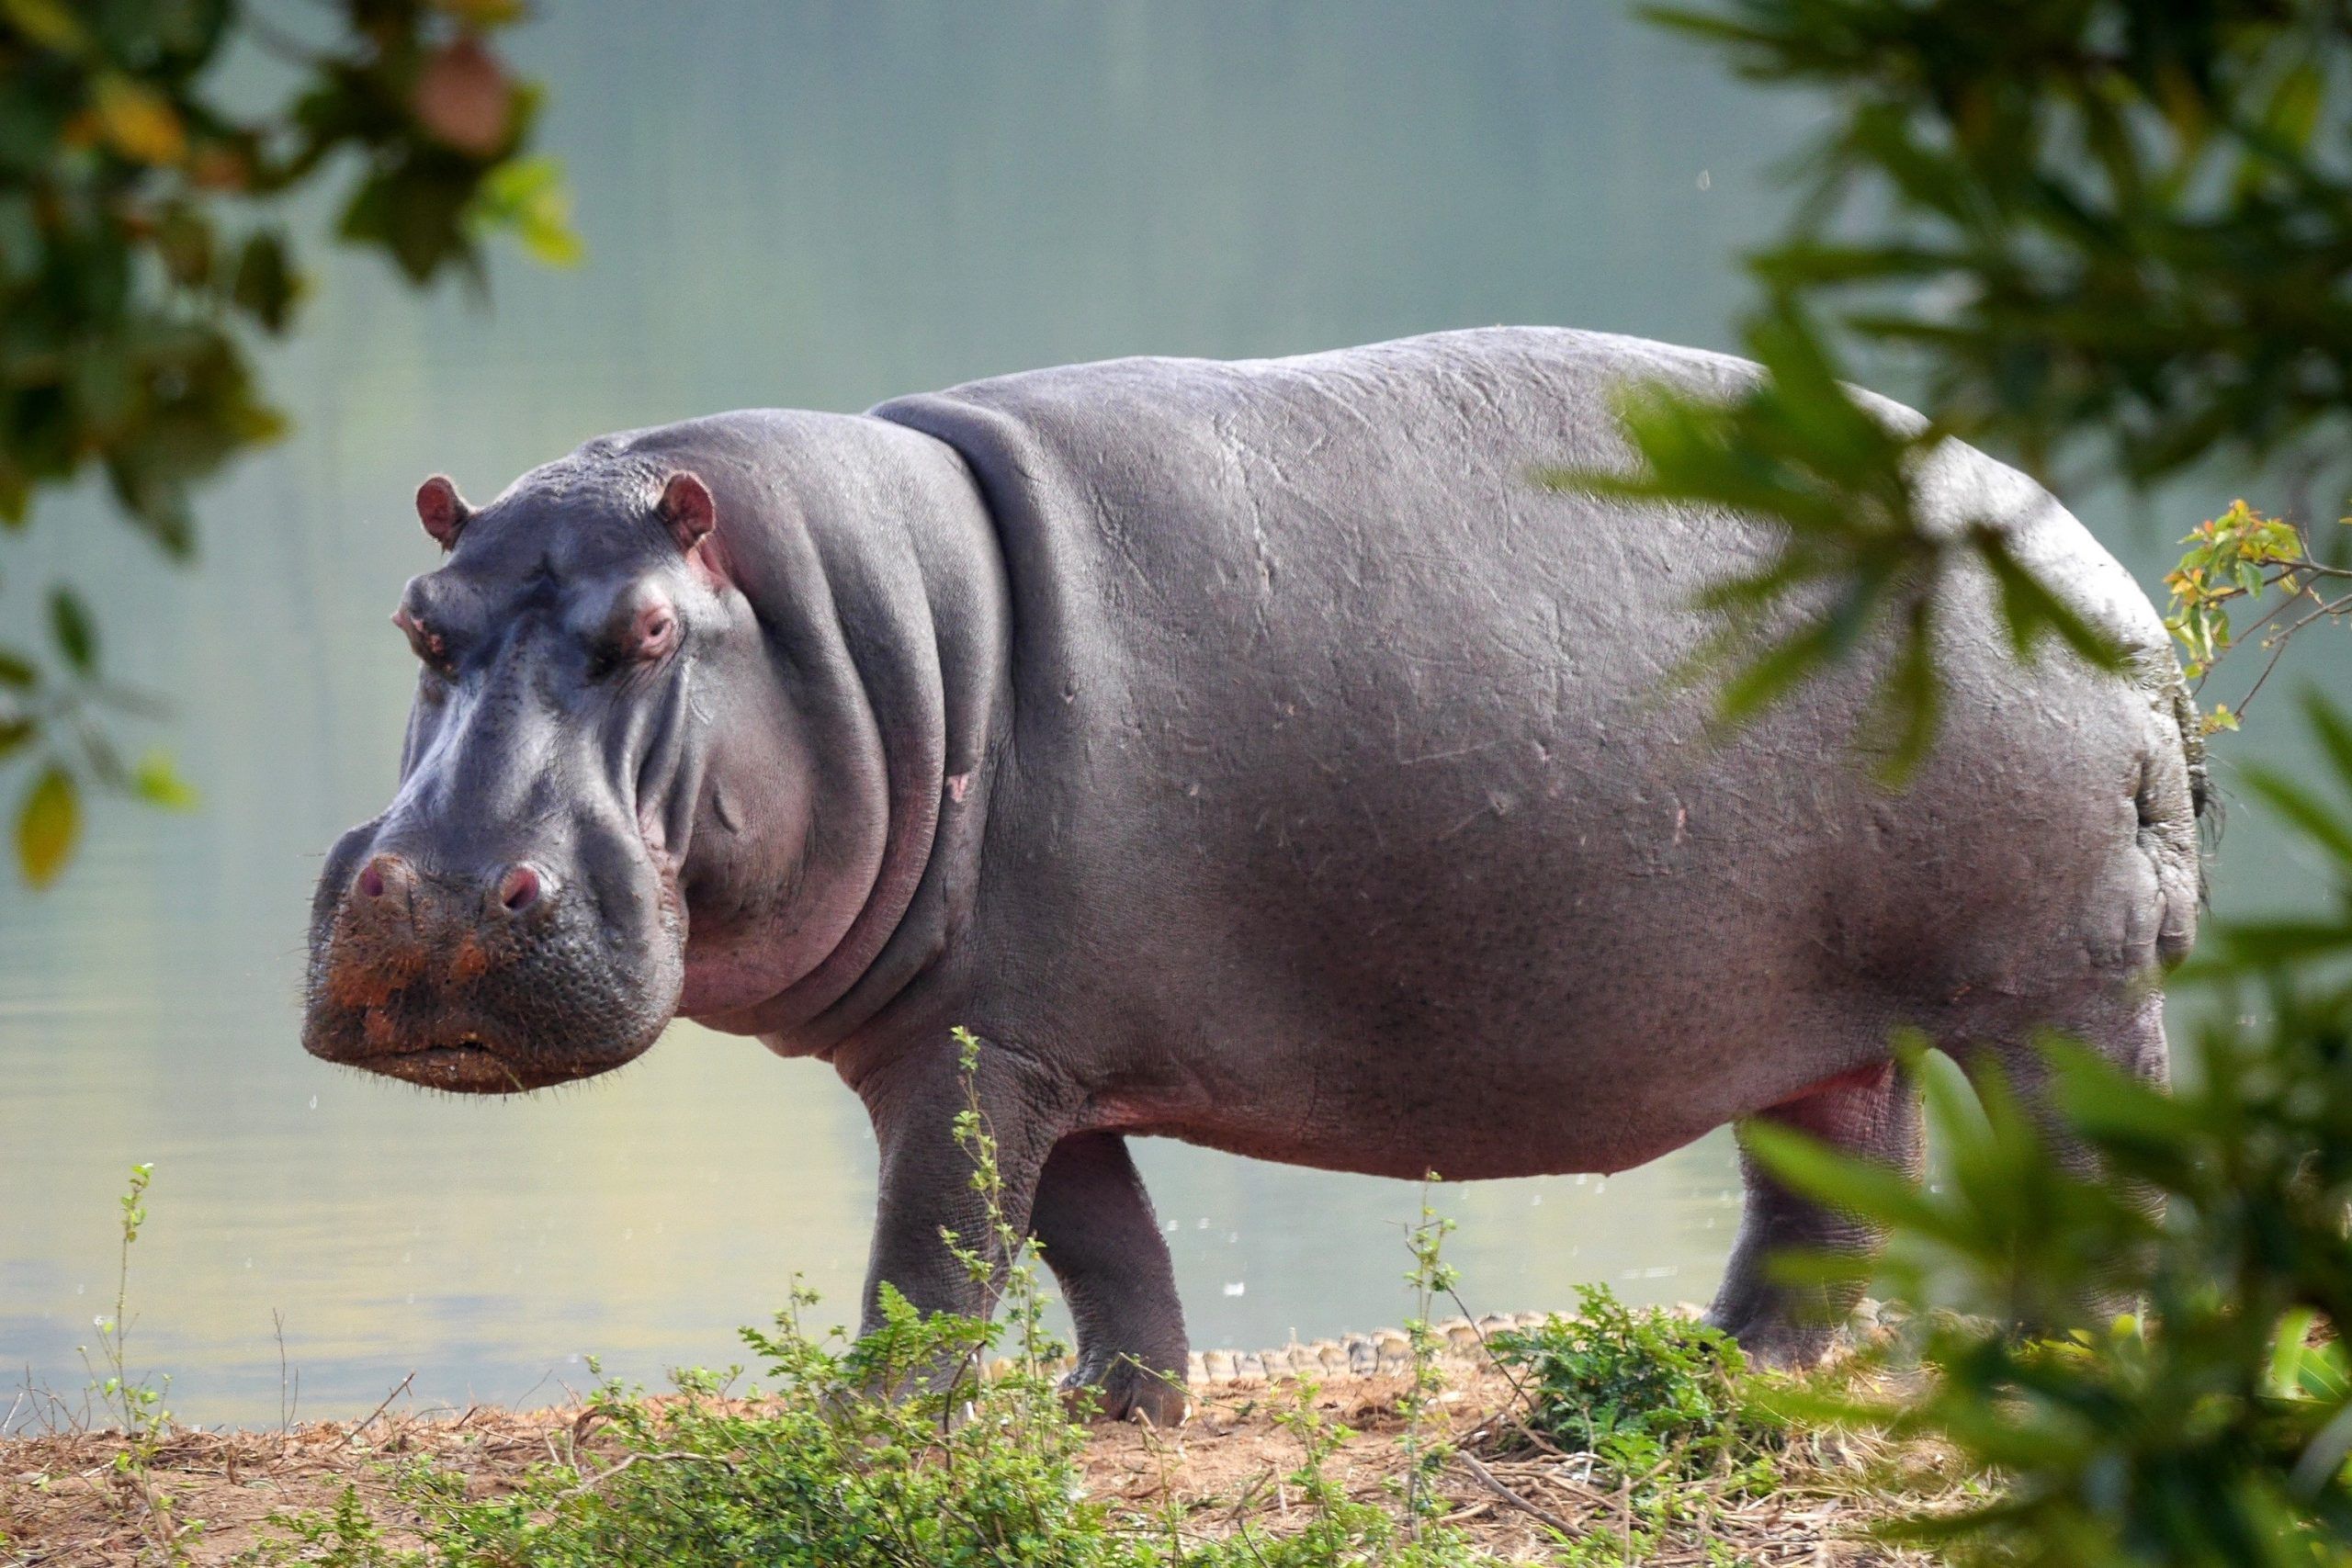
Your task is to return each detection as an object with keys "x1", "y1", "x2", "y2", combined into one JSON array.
[
  {"x1": 307, "y1": 329, "x2": 2201, "y2": 1427},
  {"x1": 752, "y1": 617, "x2": 922, "y2": 1027}
]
